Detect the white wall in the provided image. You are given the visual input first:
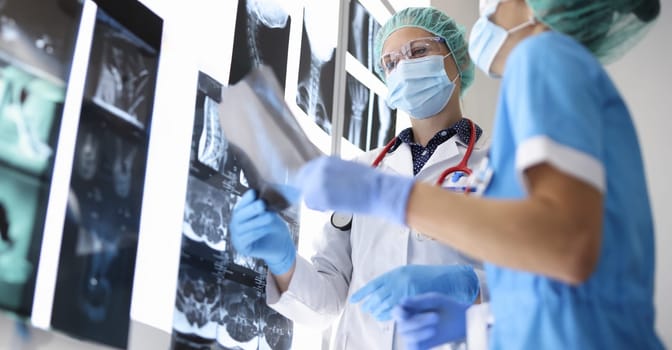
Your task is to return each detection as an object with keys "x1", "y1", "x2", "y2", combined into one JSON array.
[{"x1": 431, "y1": 1, "x2": 672, "y2": 346}]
